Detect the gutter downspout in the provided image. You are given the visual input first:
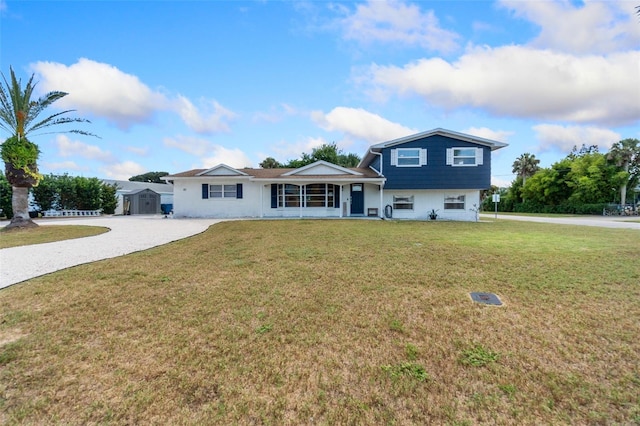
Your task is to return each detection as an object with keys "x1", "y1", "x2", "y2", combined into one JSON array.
[{"x1": 369, "y1": 149, "x2": 384, "y2": 218}]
